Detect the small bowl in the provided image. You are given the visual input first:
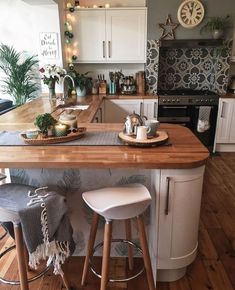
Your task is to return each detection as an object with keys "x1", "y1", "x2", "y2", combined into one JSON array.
[{"x1": 25, "y1": 129, "x2": 39, "y2": 139}]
